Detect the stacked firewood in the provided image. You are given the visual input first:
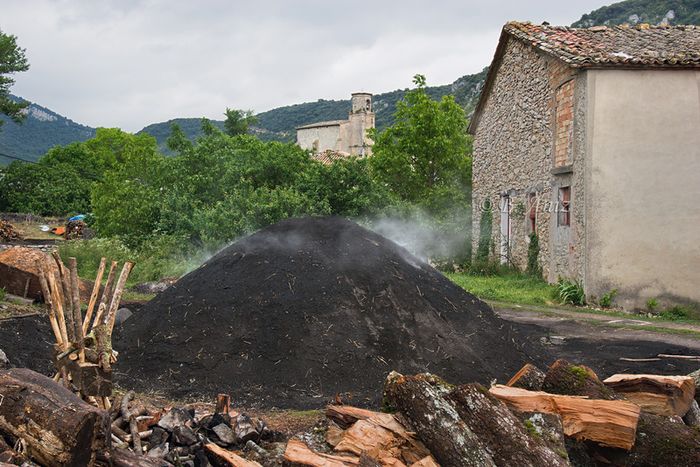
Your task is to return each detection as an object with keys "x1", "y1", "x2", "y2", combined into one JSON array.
[
  {"x1": 36, "y1": 253, "x2": 133, "y2": 409},
  {"x1": 284, "y1": 405, "x2": 438, "y2": 466},
  {"x1": 0, "y1": 219, "x2": 21, "y2": 242},
  {"x1": 288, "y1": 360, "x2": 700, "y2": 467}
]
